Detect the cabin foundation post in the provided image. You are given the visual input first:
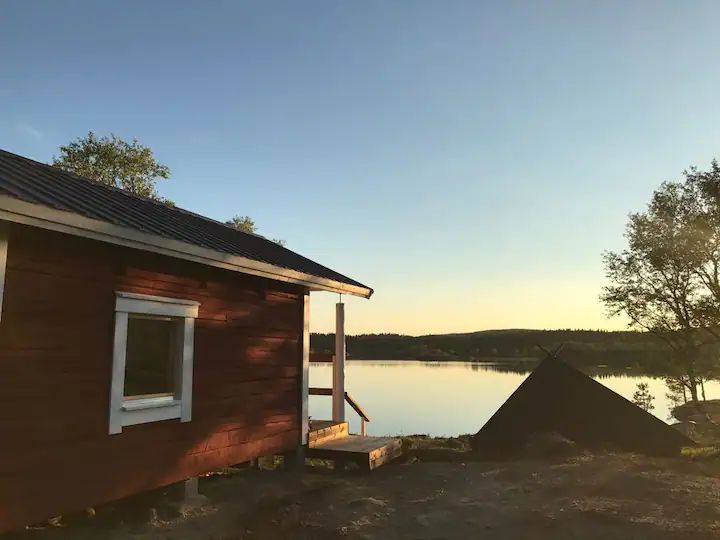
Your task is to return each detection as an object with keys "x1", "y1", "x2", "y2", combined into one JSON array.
[
  {"x1": 283, "y1": 447, "x2": 306, "y2": 471},
  {"x1": 179, "y1": 477, "x2": 208, "y2": 513},
  {"x1": 183, "y1": 477, "x2": 199, "y2": 500},
  {"x1": 333, "y1": 301, "x2": 346, "y2": 422}
]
